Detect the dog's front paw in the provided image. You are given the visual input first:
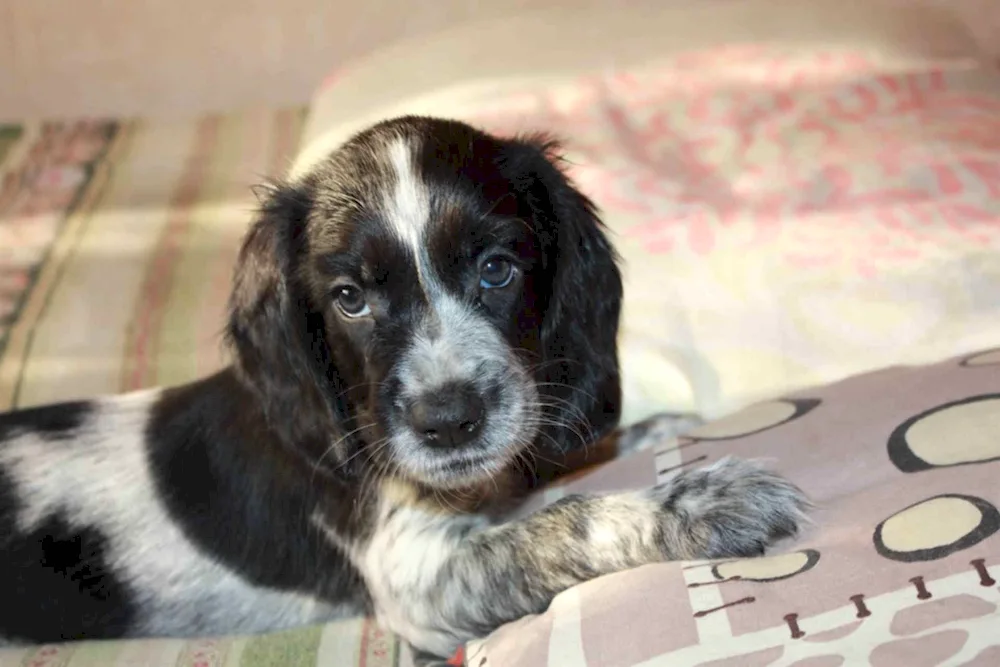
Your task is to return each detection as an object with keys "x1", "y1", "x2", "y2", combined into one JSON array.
[{"x1": 650, "y1": 457, "x2": 811, "y2": 560}]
